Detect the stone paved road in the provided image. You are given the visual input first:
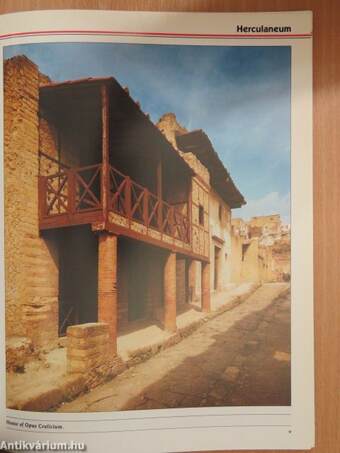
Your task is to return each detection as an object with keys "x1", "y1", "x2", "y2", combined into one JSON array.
[{"x1": 59, "y1": 283, "x2": 290, "y2": 412}]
